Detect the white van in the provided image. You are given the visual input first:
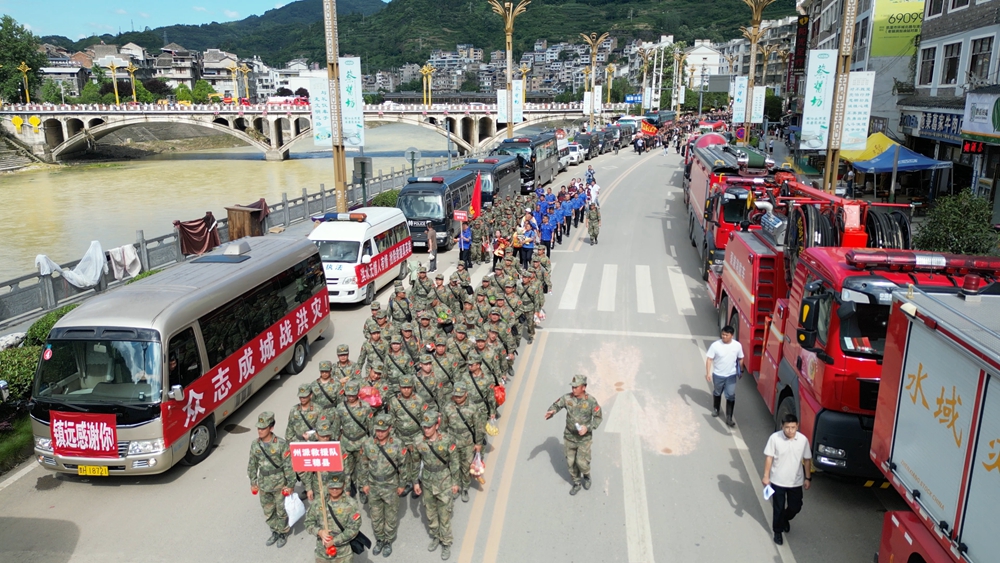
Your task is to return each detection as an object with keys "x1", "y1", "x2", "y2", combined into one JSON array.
[{"x1": 308, "y1": 207, "x2": 412, "y2": 304}]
